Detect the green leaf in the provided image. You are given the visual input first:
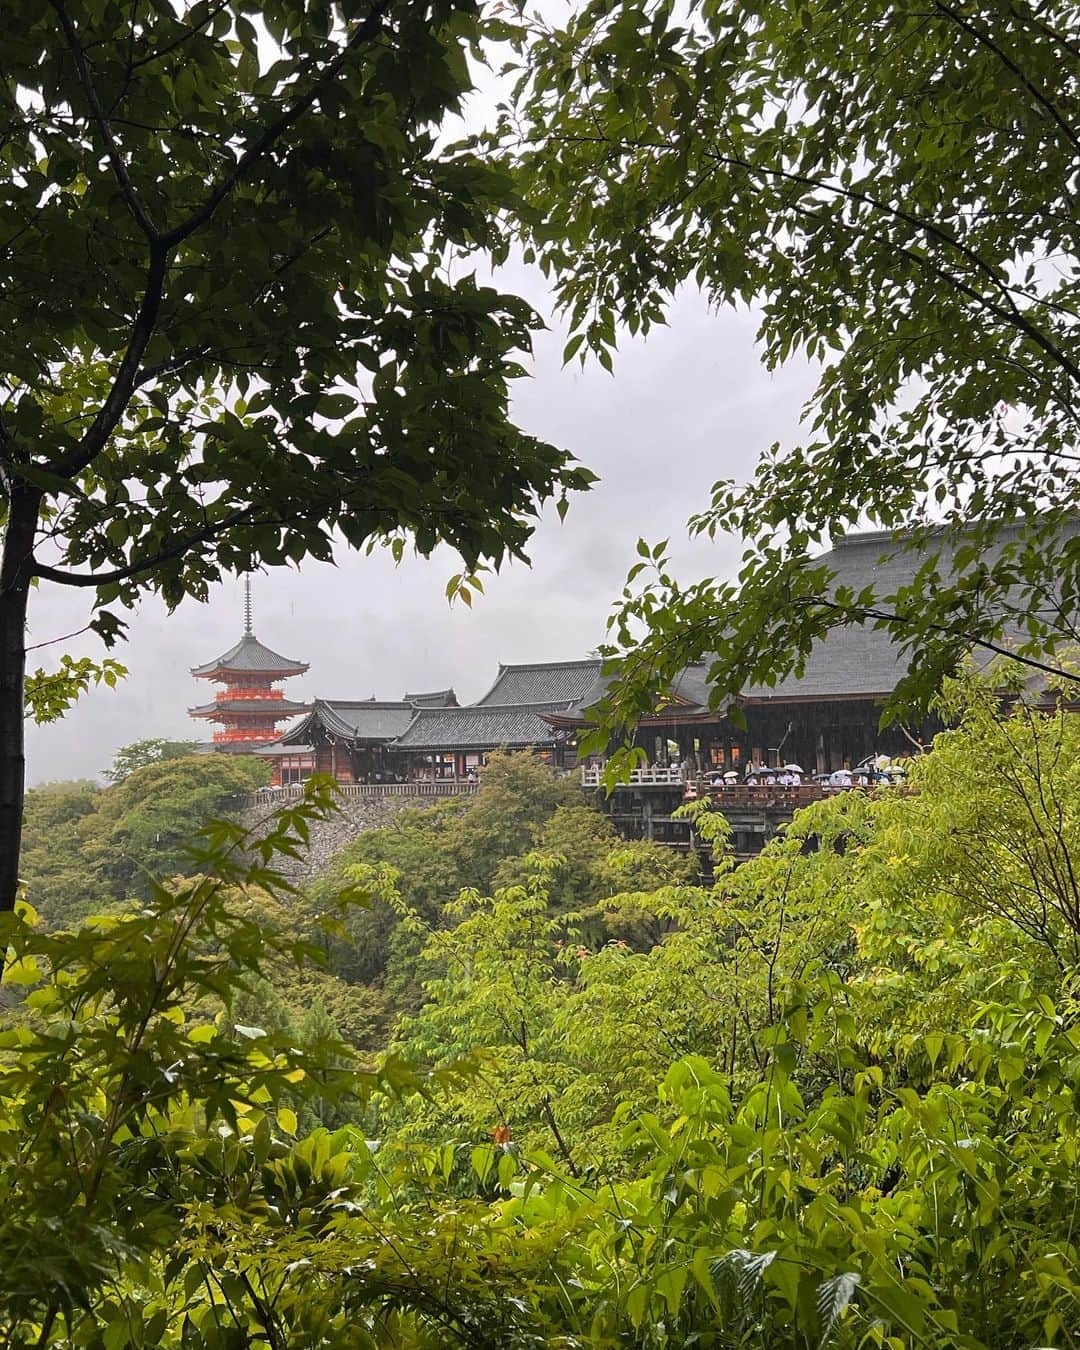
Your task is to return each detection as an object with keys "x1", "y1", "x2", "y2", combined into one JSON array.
[
  {"x1": 562, "y1": 333, "x2": 585, "y2": 363},
  {"x1": 315, "y1": 393, "x2": 358, "y2": 419},
  {"x1": 2, "y1": 956, "x2": 41, "y2": 986}
]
